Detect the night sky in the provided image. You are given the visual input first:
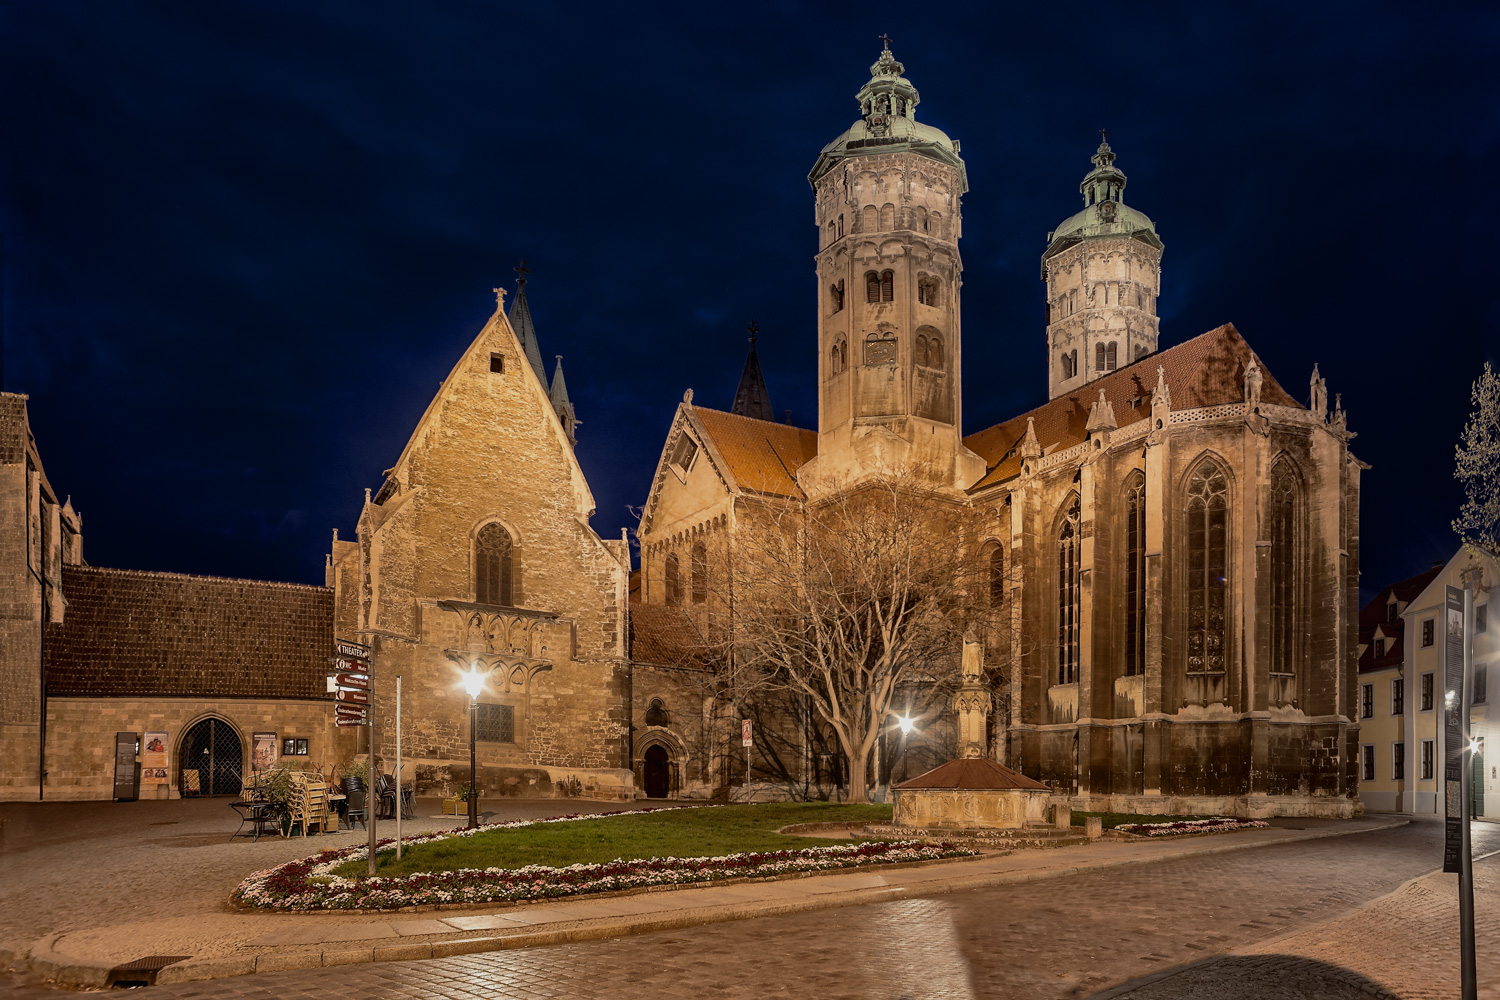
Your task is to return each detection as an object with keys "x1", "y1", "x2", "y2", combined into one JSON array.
[{"x1": 2, "y1": 3, "x2": 1495, "y2": 604}]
